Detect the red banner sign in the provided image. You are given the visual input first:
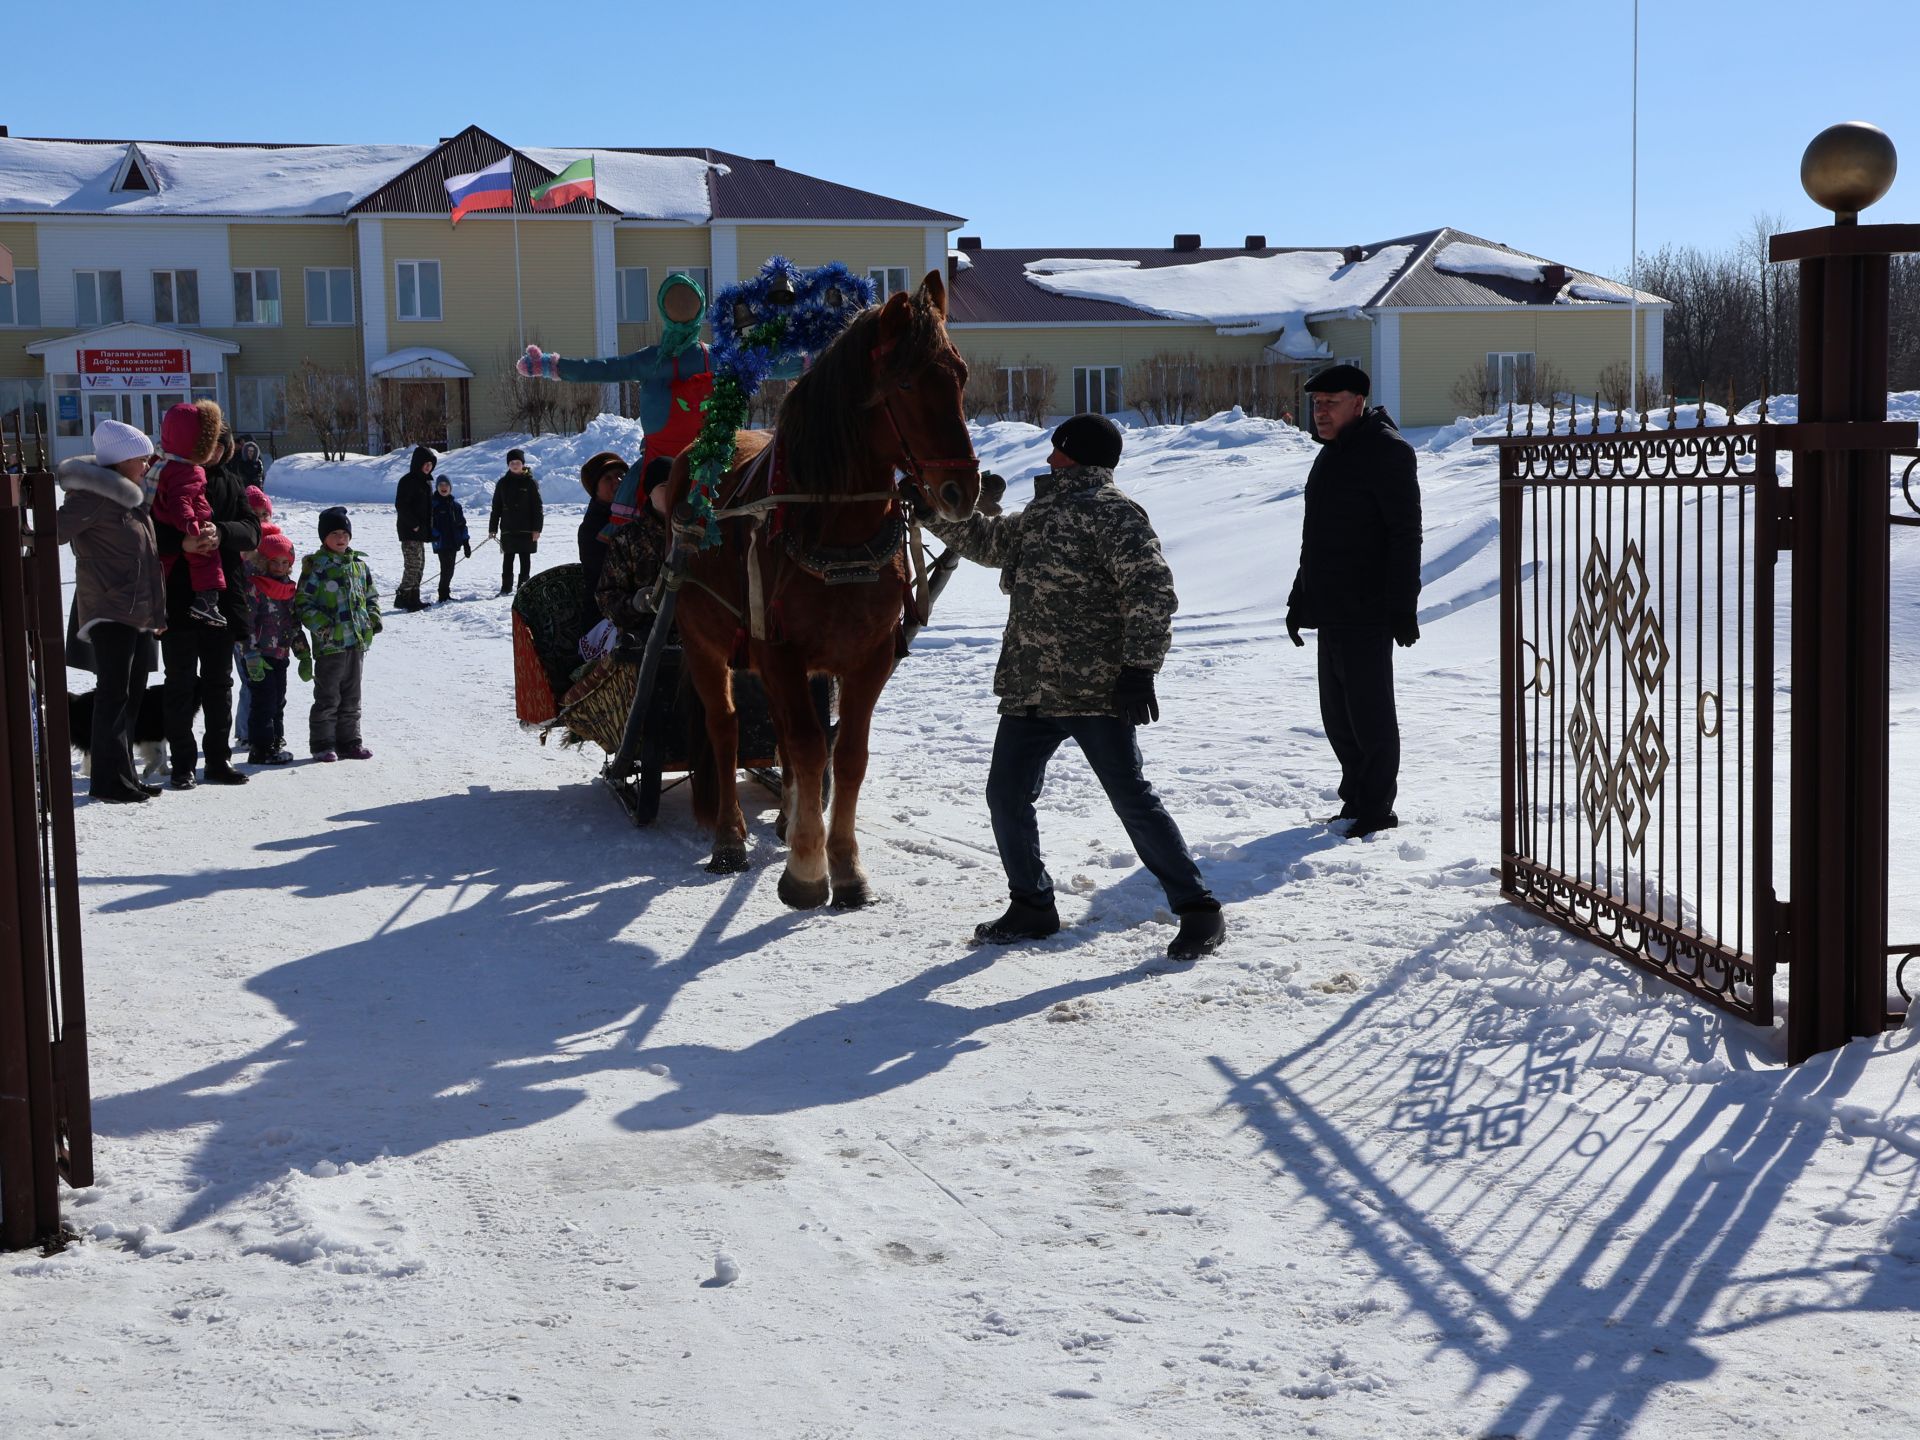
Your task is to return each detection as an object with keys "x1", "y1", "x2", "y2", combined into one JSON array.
[{"x1": 80, "y1": 349, "x2": 189, "y2": 375}]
